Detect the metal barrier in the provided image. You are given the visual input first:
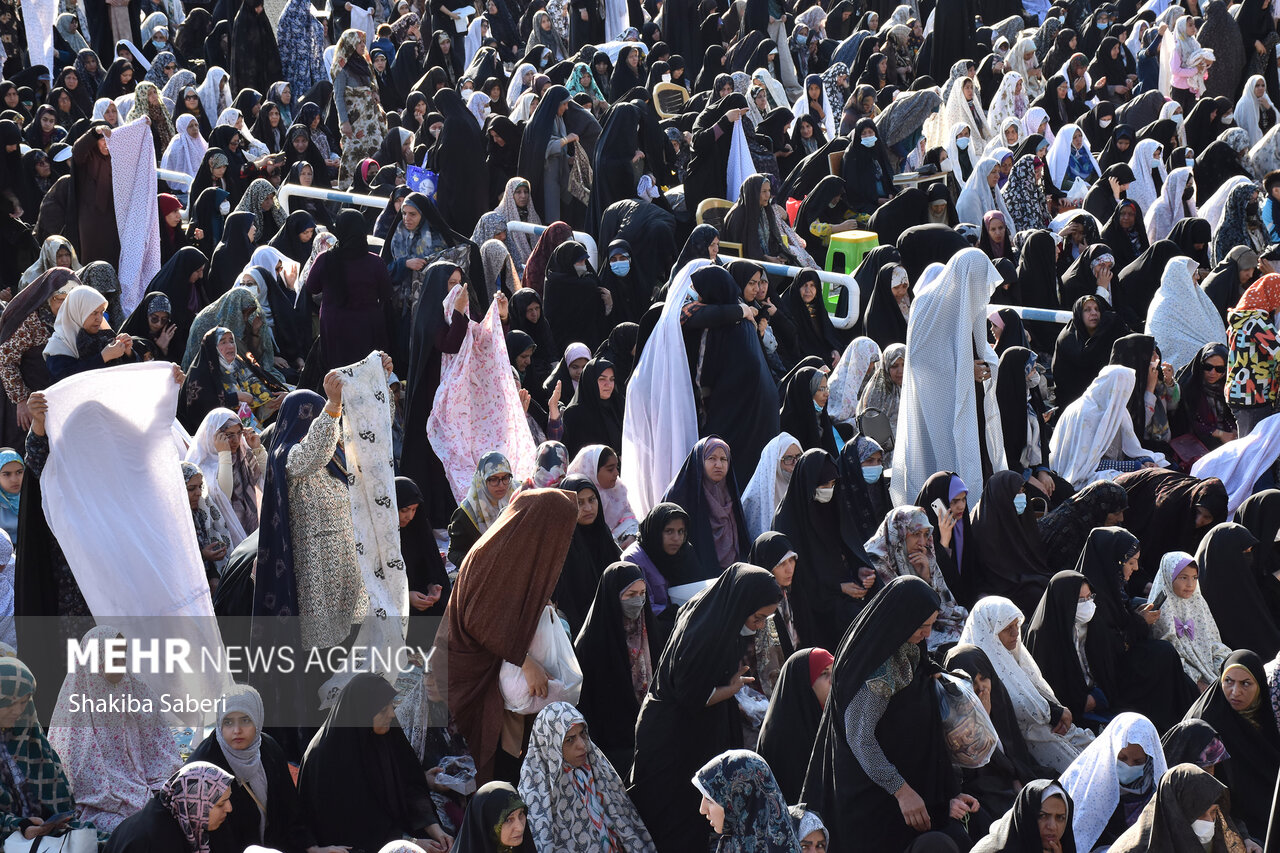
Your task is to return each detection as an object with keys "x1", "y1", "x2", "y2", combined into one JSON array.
[
  {"x1": 989, "y1": 304, "x2": 1073, "y2": 325},
  {"x1": 157, "y1": 168, "x2": 192, "y2": 188},
  {"x1": 278, "y1": 183, "x2": 392, "y2": 216},
  {"x1": 506, "y1": 221, "x2": 599, "y2": 268}
]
